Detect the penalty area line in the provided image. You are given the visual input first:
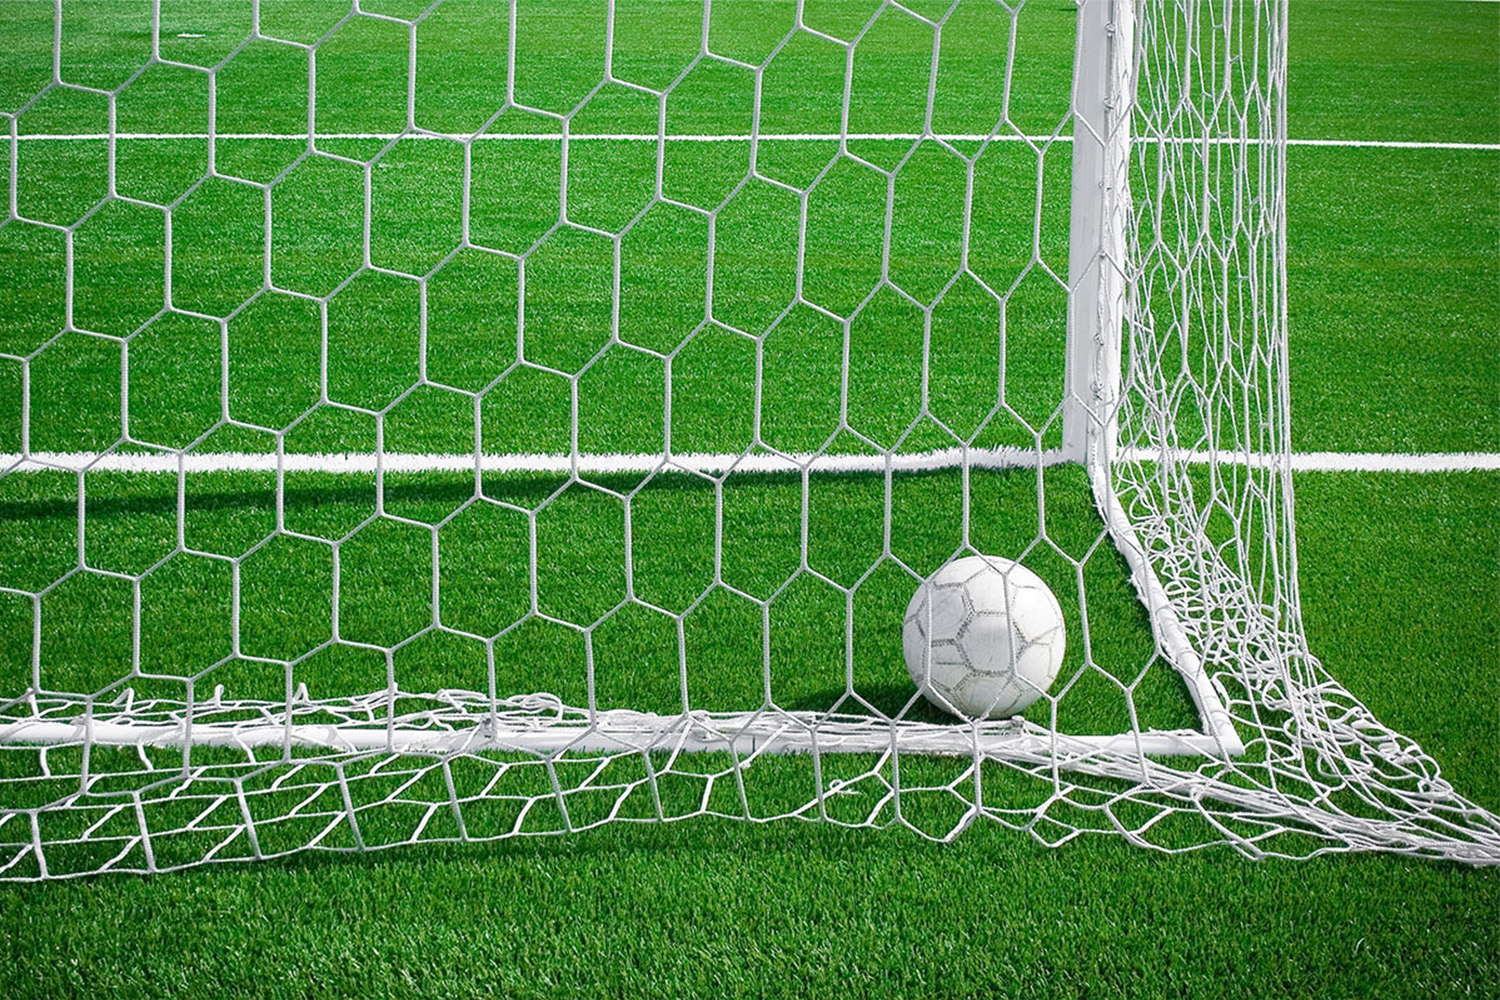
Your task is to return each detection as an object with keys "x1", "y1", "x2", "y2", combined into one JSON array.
[
  {"x1": 9, "y1": 133, "x2": 1499, "y2": 151},
  {"x1": 2, "y1": 450, "x2": 1498, "y2": 476}
]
